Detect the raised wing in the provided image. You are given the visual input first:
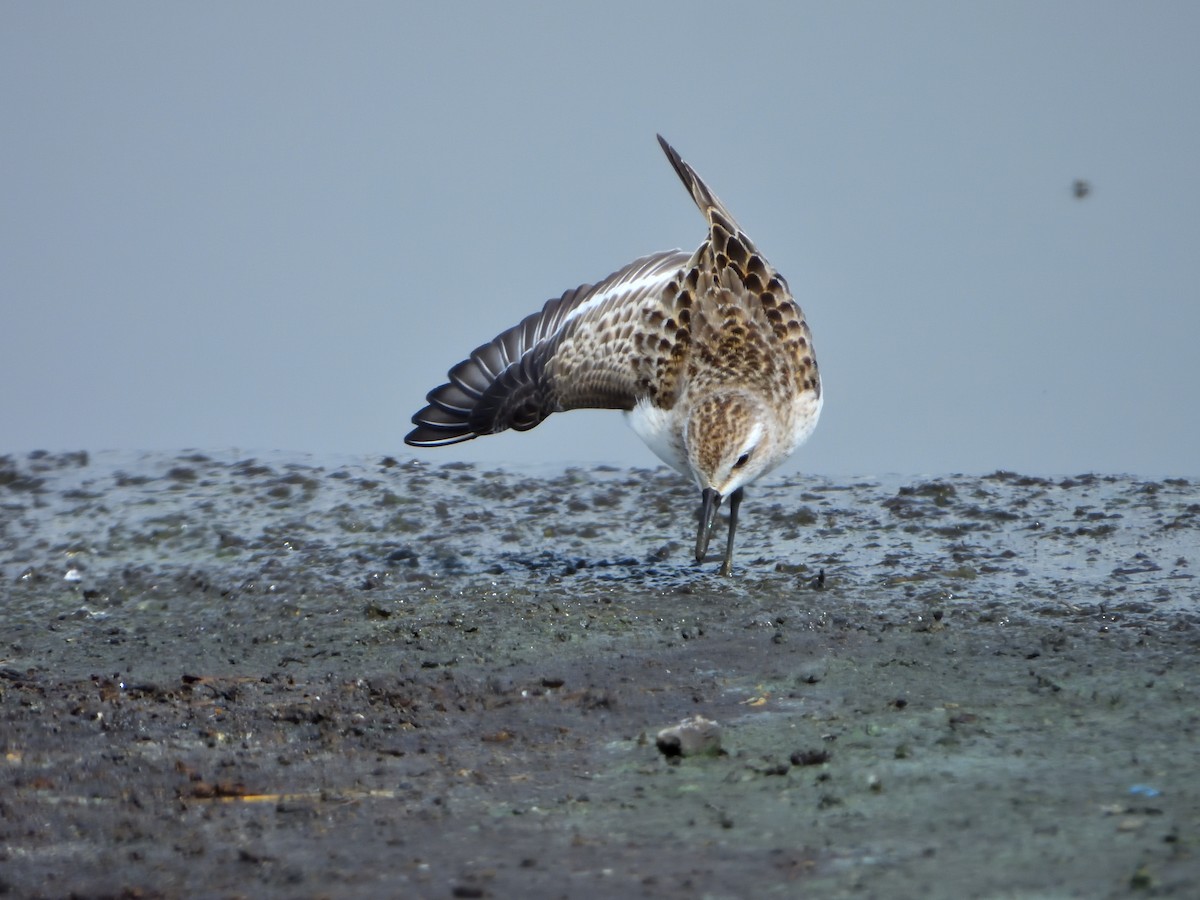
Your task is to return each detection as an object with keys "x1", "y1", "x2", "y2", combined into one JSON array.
[
  {"x1": 405, "y1": 135, "x2": 819, "y2": 449},
  {"x1": 658, "y1": 134, "x2": 820, "y2": 401},
  {"x1": 405, "y1": 249, "x2": 692, "y2": 446}
]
